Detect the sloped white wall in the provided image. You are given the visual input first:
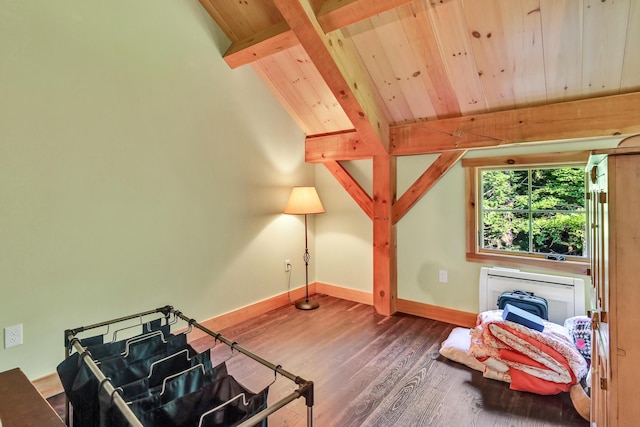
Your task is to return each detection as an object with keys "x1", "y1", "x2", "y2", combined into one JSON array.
[{"x1": 0, "y1": 1, "x2": 310, "y2": 379}]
